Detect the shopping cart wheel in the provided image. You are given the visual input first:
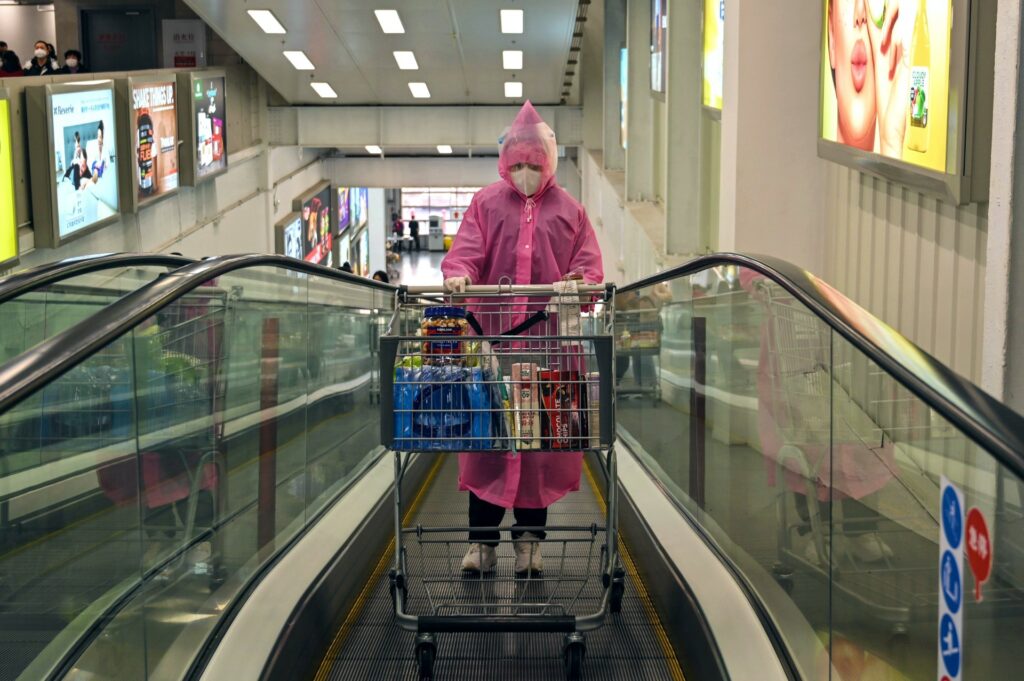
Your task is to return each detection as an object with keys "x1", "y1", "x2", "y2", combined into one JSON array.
[
  {"x1": 415, "y1": 634, "x2": 436, "y2": 680},
  {"x1": 609, "y1": 566, "x2": 626, "y2": 614},
  {"x1": 563, "y1": 633, "x2": 586, "y2": 681}
]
